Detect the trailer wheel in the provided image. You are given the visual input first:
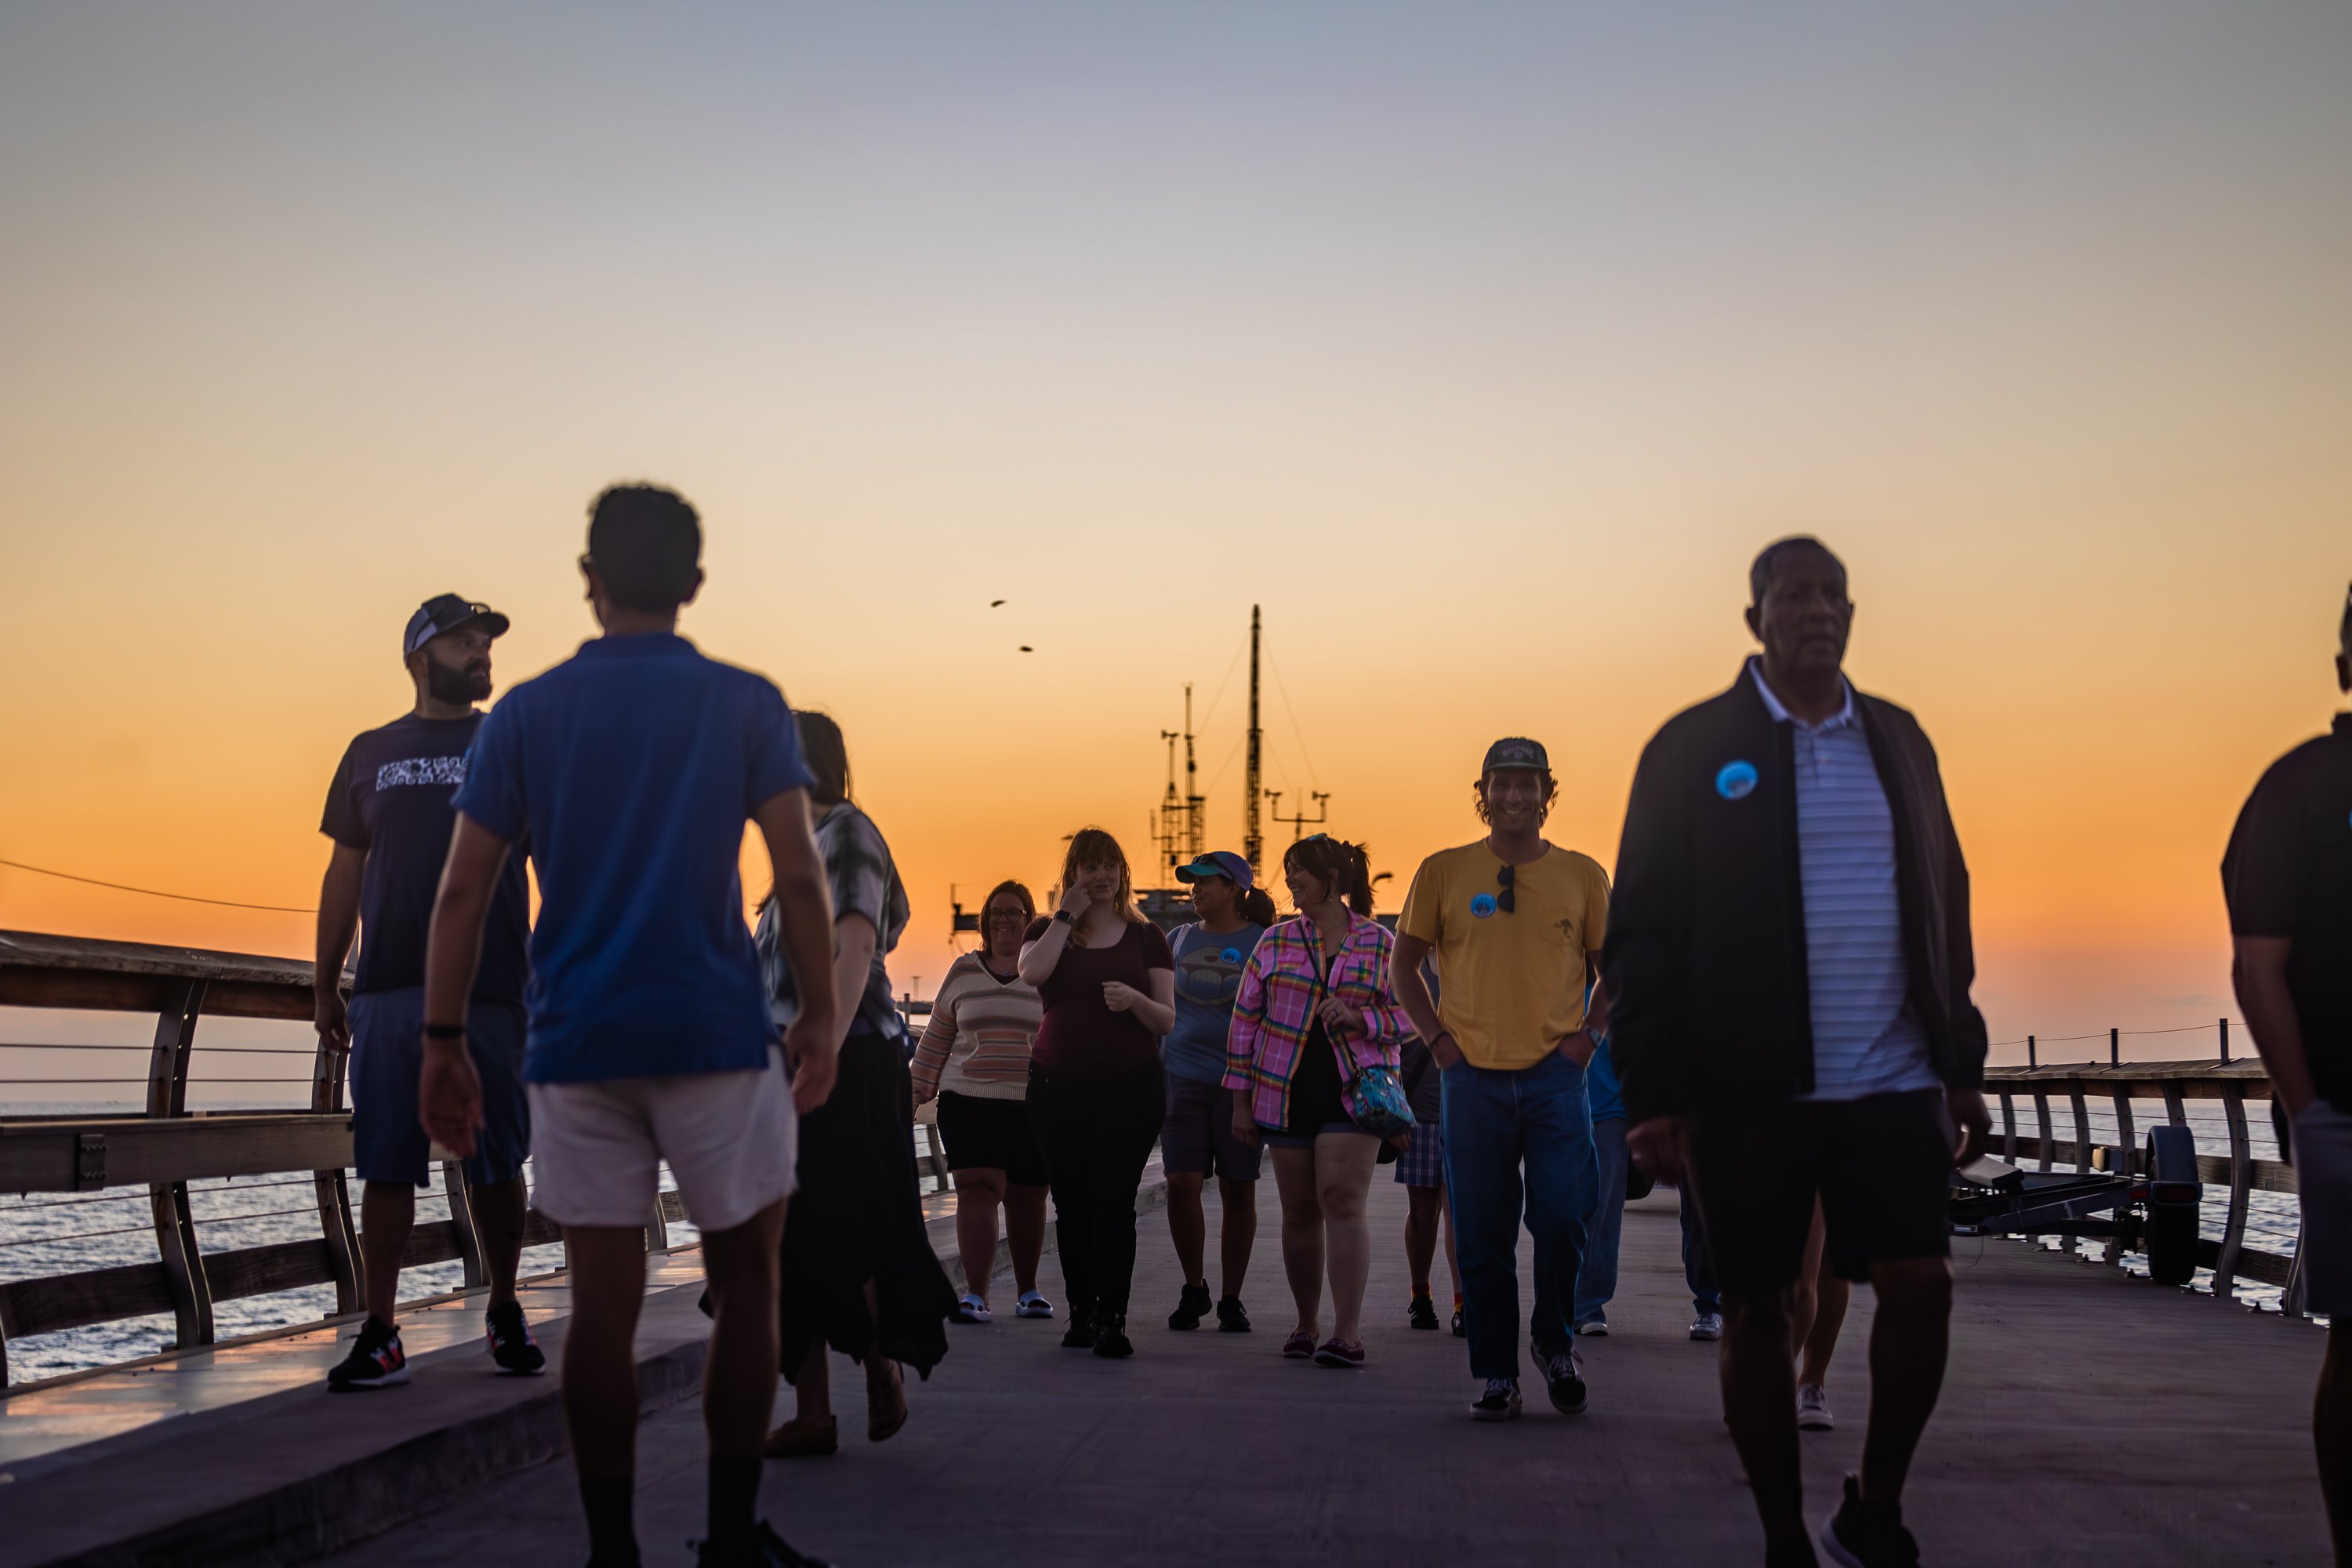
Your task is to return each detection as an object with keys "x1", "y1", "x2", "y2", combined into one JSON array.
[{"x1": 2146, "y1": 1205, "x2": 2198, "y2": 1287}]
